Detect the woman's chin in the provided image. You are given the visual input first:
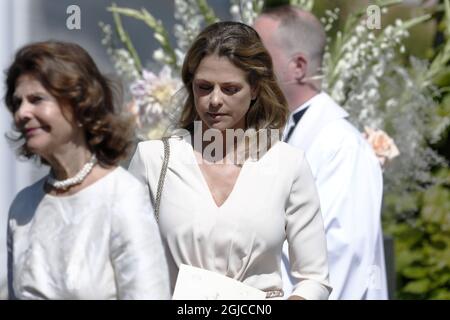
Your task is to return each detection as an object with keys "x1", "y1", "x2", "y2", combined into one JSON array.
[
  {"x1": 25, "y1": 140, "x2": 50, "y2": 158},
  {"x1": 204, "y1": 121, "x2": 228, "y2": 132}
]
